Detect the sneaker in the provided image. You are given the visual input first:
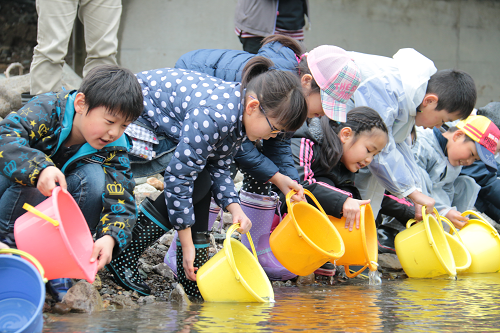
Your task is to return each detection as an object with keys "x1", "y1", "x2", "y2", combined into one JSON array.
[
  {"x1": 47, "y1": 278, "x2": 73, "y2": 302},
  {"x1": 377, "y1": 226, "x2": 398, "y2": 253},
  {"x1": 314, "y1": 262, "x2": 336, "y2": 276}
]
